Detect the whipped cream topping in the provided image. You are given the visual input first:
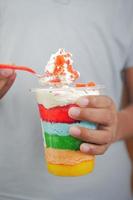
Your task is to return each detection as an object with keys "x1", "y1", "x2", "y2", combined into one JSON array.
[
  {"x1": 39, "y1": 49, "x2": 79, "y2": 86},
  {"x1": 35, "y1": 87, "x2": 100, "y2": 109},
  {"x1": 35, "y1": 49, "x2": 102, "y2": 108}
]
